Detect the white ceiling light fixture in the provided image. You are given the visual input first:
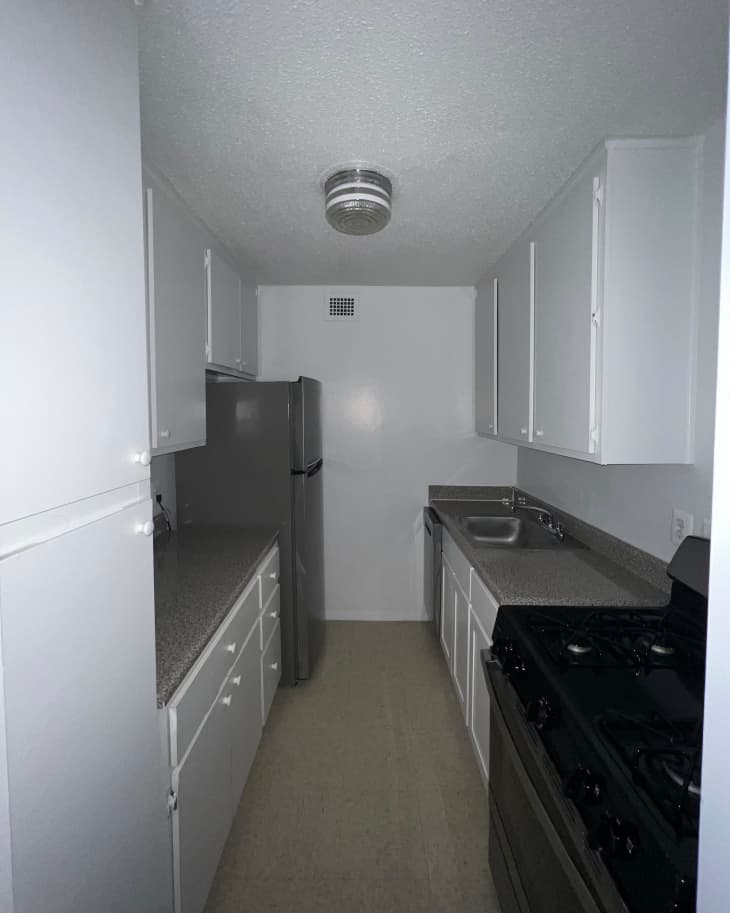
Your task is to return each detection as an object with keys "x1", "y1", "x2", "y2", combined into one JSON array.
[{"x1": 324, "y1": 168, "x2": 393, "y2": 236}]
